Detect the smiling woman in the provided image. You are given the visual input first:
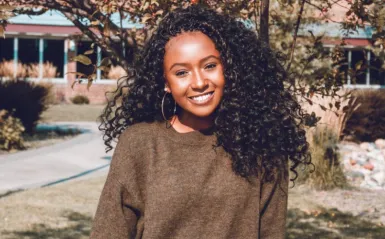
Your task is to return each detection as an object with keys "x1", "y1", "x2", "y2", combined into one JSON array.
[
  {"x1": 92, "y1": 4, "x2": 311, "y2": 239},
  {"x1": 163, "y1": 31, "x2": 225, "y2": 131}
]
